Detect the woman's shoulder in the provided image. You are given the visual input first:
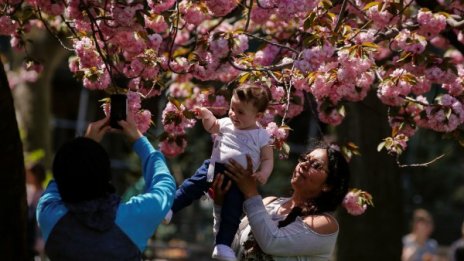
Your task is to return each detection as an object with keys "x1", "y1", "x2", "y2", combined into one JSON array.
[{"x1": 302, "y1": 213, "x2": 339, "y2": 235}]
